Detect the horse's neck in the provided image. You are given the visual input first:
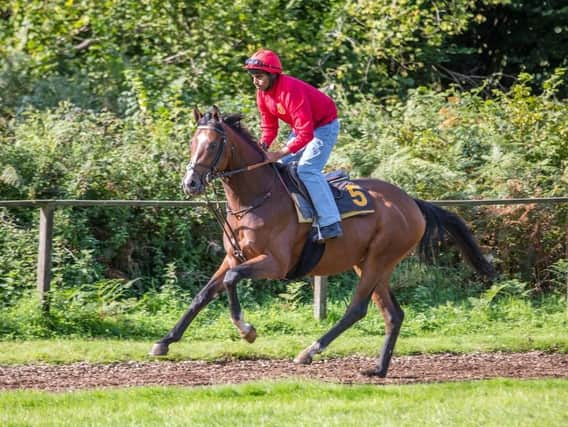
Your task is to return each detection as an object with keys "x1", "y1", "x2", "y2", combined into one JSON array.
[
  {"x1": 223, "y1": 133, "x2": 276, "y2": 207},
  {"x1": 222, "y1": 168, "x2": 275, "y2": 207}
]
